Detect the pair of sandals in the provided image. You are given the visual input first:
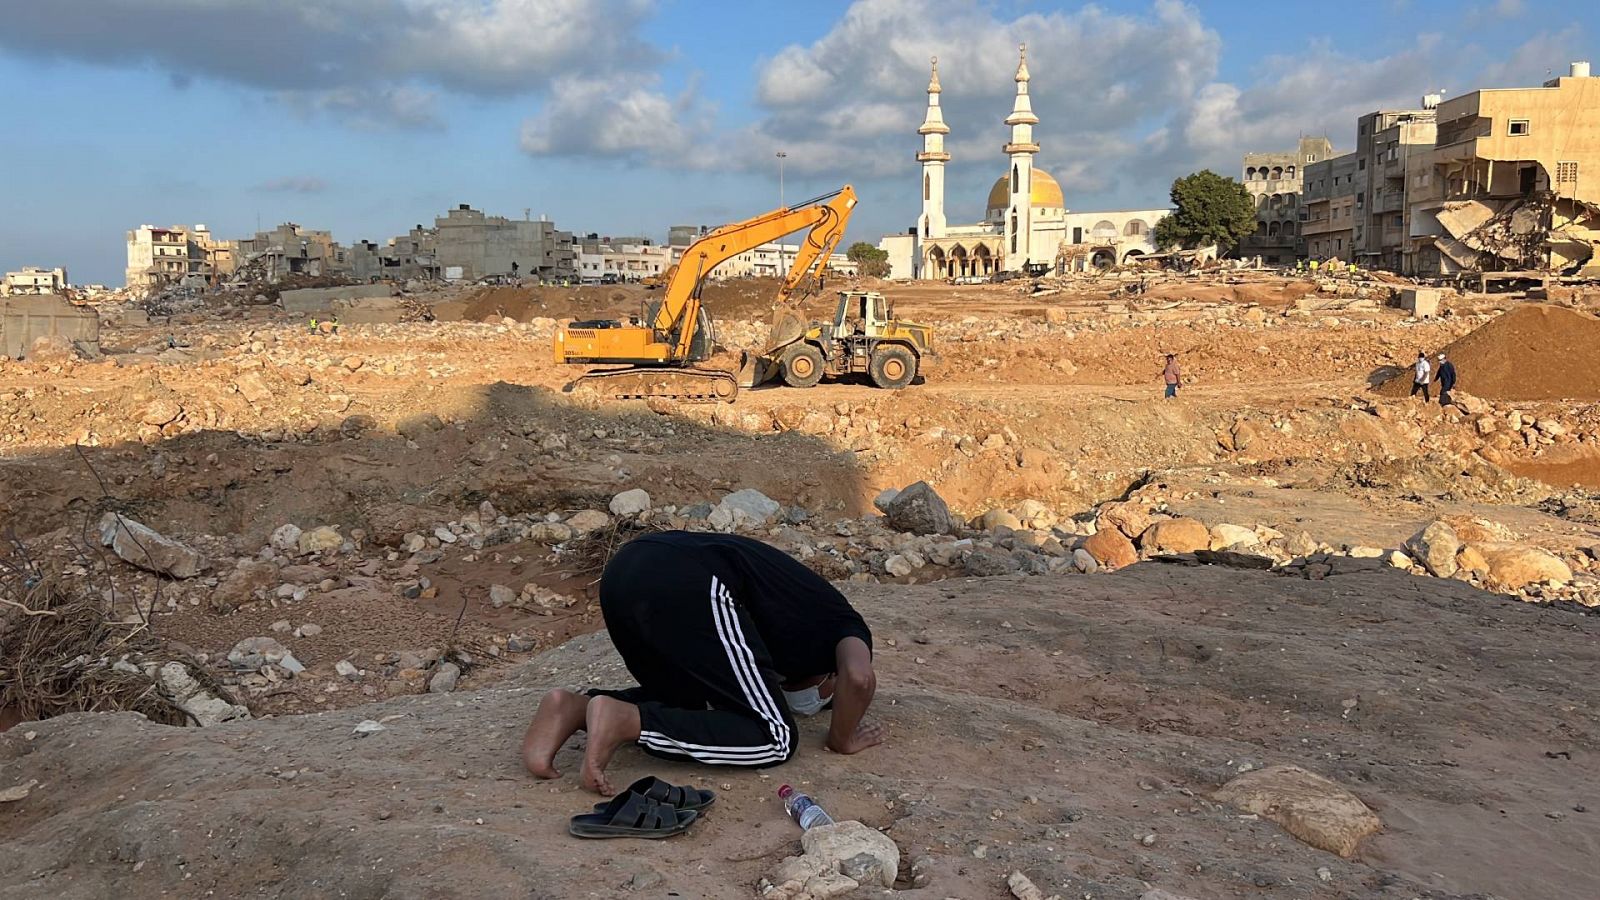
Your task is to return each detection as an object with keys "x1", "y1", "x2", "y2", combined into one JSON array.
[{"x1": 568, "y1": 776, "x2": 716, "y2": 839}]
